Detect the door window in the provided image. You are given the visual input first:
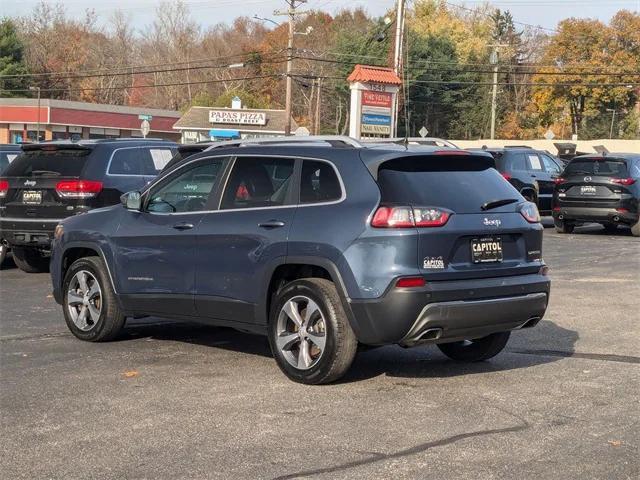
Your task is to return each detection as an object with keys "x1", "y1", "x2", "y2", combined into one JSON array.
[
  {"x1": 147, "y1": 161, "x2": 221, "y2": 213},
  {"x1": 300, "y1": 160, "x2": 342, "y2": 203},
  {"x1": 540, "y1": 154, "x2": 561, "y2": 174},
  {"x1": 526, "y1": 153, "x2": 544, "y2": 172},
  {"x1": 221, "y1": 157, "x2": 295, "y2": 210}
]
